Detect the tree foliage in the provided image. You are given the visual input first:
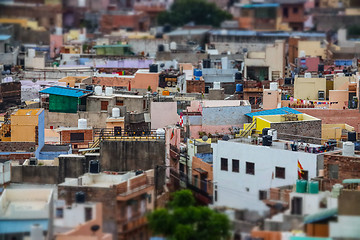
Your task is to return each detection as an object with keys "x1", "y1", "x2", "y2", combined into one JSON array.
[
  {"x1": 147, "y1": 189, "x2": 231, "y2": 240},
  {"x1": 157, "y1": 0, "x2": 233, "y2": 27}
]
